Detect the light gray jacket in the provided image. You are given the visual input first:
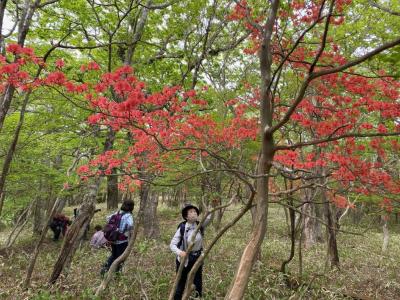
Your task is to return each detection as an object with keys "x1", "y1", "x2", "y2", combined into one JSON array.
[{"x1": 170, "y1": 214, "x2": 212, "y2": 266}]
